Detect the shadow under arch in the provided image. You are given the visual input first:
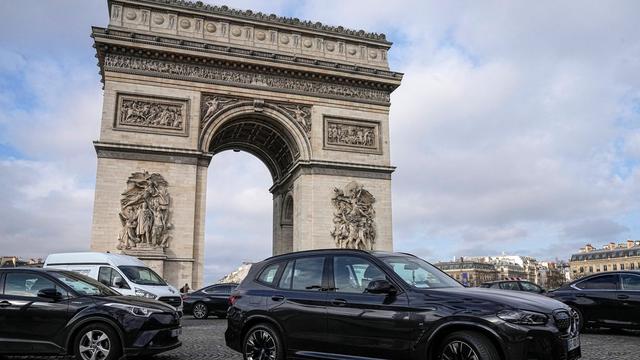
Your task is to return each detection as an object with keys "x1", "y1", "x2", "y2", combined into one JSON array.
[{"x1": 199, "y1": 102, "x2": 312, "y2": 186}]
